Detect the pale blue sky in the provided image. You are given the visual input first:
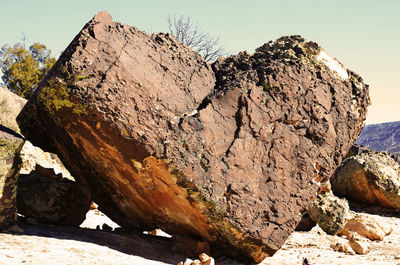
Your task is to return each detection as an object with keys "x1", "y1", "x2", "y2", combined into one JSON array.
[{"x1": 1, "y1": 0, "x2": 399, "y2": 124}]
